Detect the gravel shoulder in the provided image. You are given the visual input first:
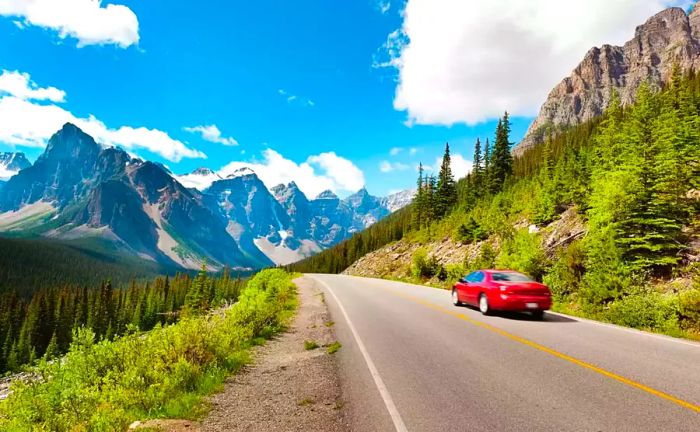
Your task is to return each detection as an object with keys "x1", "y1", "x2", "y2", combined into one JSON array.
[{"x1": 201, "y1": 276, "x2": 347, "y2": 432}]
